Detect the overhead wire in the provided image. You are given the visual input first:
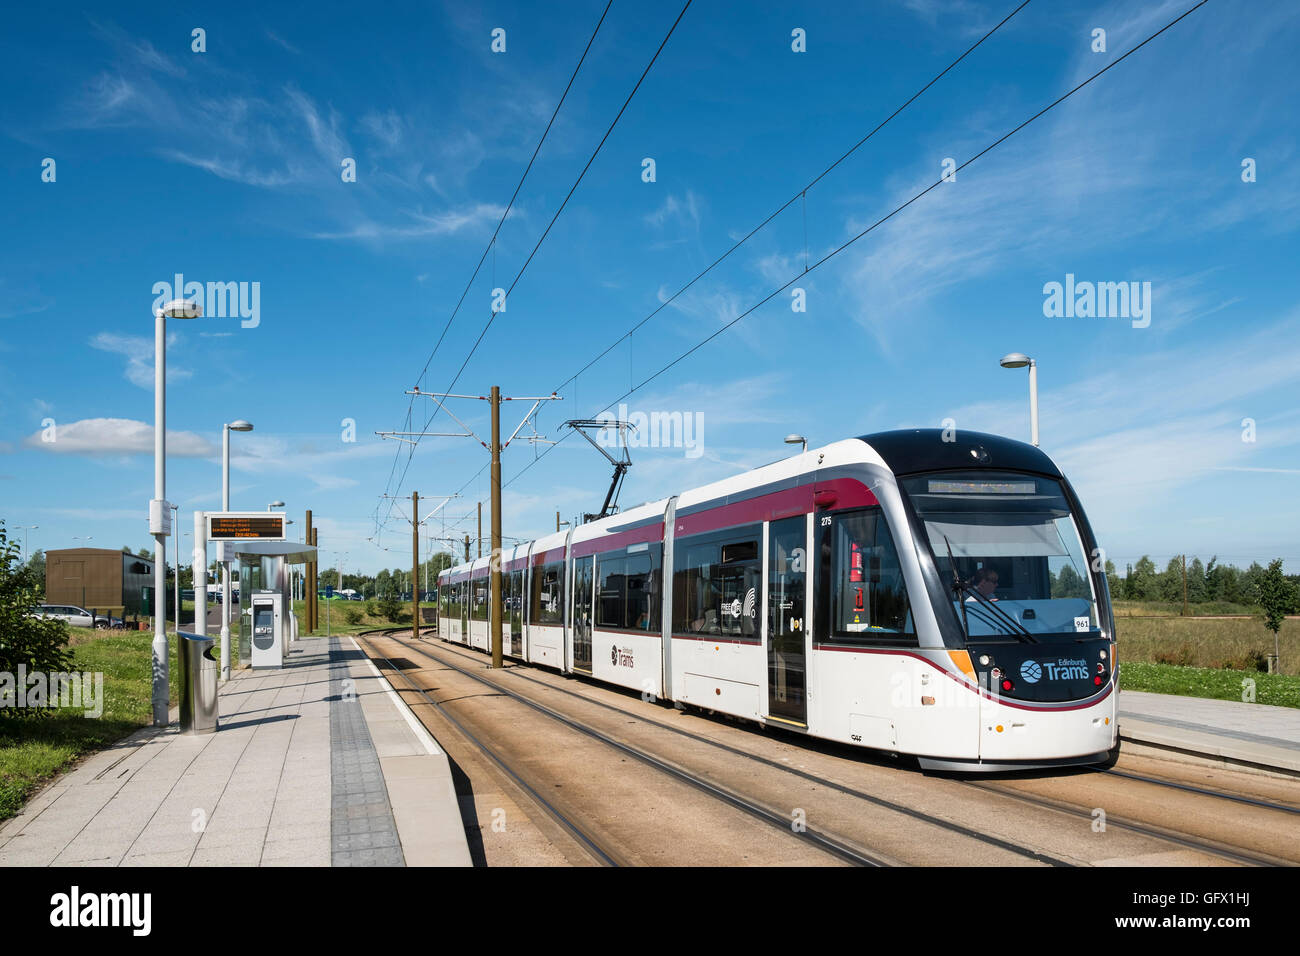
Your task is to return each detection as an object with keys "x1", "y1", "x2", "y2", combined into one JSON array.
[
  {"x1": 384, "y1": 0, "x2": 695, "y2": 522},
  {"x1": 495, "y1": 0, "x2": 1212, "y2": 502}
]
